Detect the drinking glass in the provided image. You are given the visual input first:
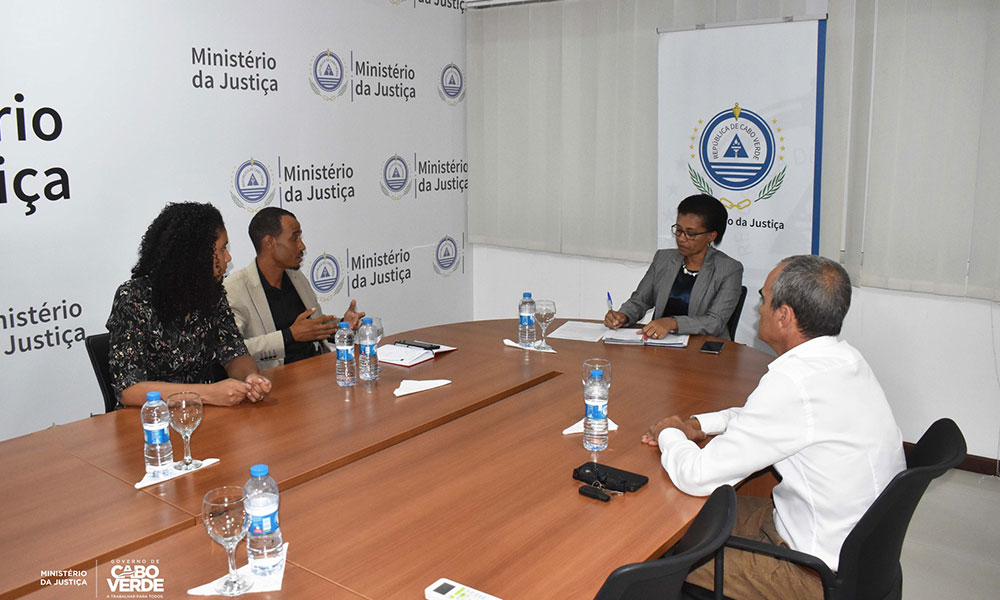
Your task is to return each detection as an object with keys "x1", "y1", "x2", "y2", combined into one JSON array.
[
  {"x1": 202, "y1": 487, "x2": 252, "y2": 596},
  {"x1": 168, "y1": 392, "x2": 204, "y2": 471},
  {"x1": 534, "y1": 300, "x2": 556, "y2": 350},
  {"x1": 582, "y1": 358, "x2": 612, "y2": 387}
]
